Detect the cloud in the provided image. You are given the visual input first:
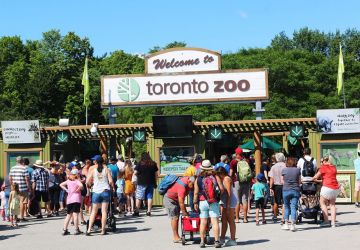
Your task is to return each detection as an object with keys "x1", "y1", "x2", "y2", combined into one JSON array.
[{"x1": 239, "y1": 11, "x2": 248, "y2": 19}]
